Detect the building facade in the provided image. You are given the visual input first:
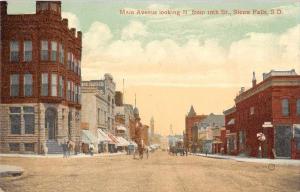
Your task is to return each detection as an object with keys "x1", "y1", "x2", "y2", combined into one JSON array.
[
  {"x1": 185, "y1": 105, "x2": 207, "y2": 149},
  {"x1": 81, "y1": 73, "x2": 115, "y2": 133},
  {"x1": 0, "y1": 1, "x2": 82, "y2": 154},
  {"x1": 224, "y1": 70, "x2": 300, "y2": 159}
]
